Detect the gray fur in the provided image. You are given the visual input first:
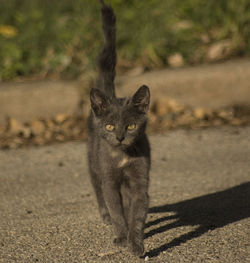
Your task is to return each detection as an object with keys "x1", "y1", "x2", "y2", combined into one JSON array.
[{"x1": 87, "y1": 0, "x2": 150, "y2": 256}]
